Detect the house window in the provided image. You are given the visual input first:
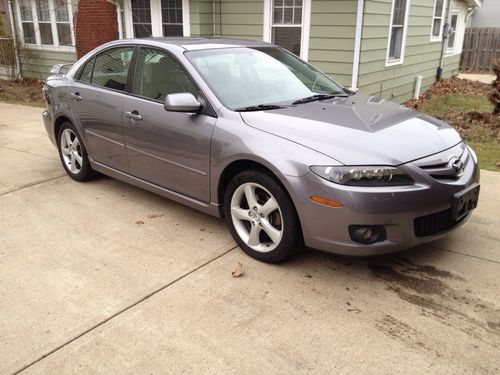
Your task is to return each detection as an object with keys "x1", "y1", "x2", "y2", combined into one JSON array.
[
  {"x1": 127, "y1": 0, "x2": 188, "y2": 38},
  {"x1": 55, "y1": 0, "x2": 72, "y2": 46},
  {"x1": 431, "y1": 0, "x2": 446, "y2": 40},
  {"x1": 446, "y1": 12, "x2": 458, "y2": 53},
  {"x1": 161, "y1": 0, "x2": 183, "y2": 36},
  {"x1": 36, "y1": 0, "x2": 52, "y2": 45},
  {"x1": 271, "y1": 0, "x2": 303, "y2": 56},
  {"x1": 19, "y1": 0, "x2": 35, "y2": 44},
  {"x1": 386, "y1": 0, "x2": 409, "y2": 65},
  {"x1": 131, "y1": 0, "x2": 153, "y2": 37},
  {"x1": 16, "y1": 0, "x2": 74, "y2": 49}
]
